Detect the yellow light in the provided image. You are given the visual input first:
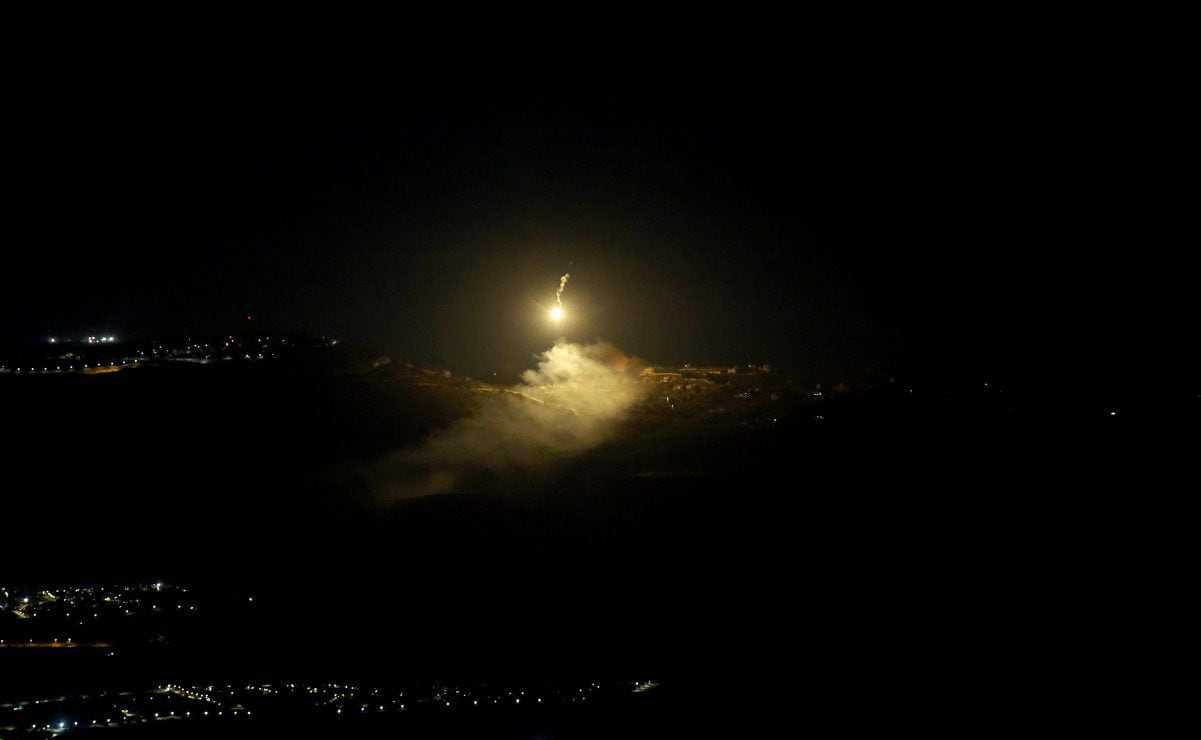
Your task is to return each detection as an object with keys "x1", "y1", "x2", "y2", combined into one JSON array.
[{"x1": 550, "y1": 306, "x2": 564, "y2": 321}]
